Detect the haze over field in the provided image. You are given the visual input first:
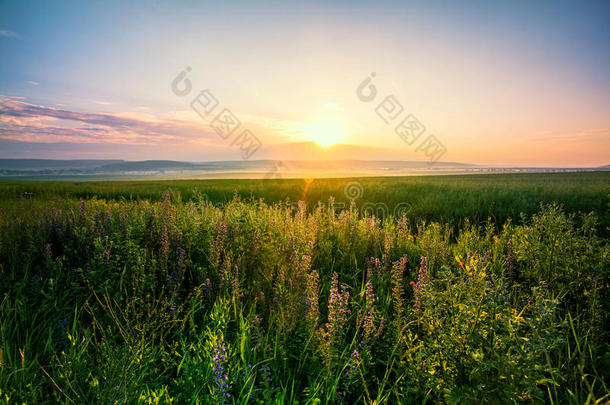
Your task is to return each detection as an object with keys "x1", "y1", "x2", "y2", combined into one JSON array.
[
  {"x1": 1, "y1": 1, "x2": 609, "y2": 167},
  {"x1": 1, "y1": 158, "x2": 608, "y2": 180}
]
